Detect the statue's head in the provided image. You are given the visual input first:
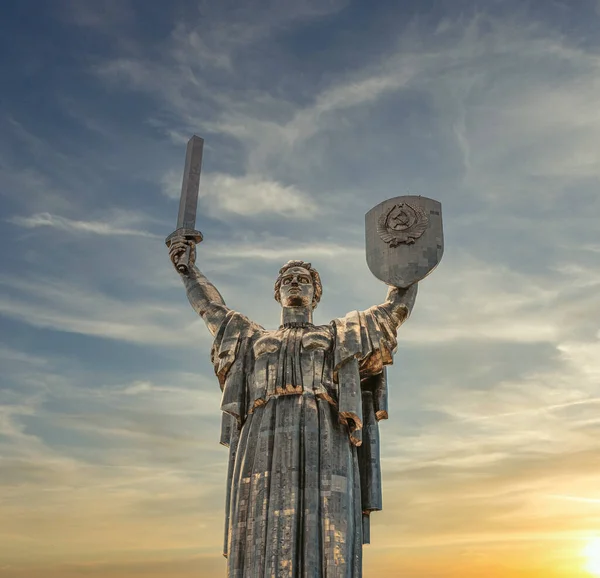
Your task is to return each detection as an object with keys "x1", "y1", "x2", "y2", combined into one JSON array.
[{"x1": 274, "y1": 260, "x2": 322, "y2": 310}]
